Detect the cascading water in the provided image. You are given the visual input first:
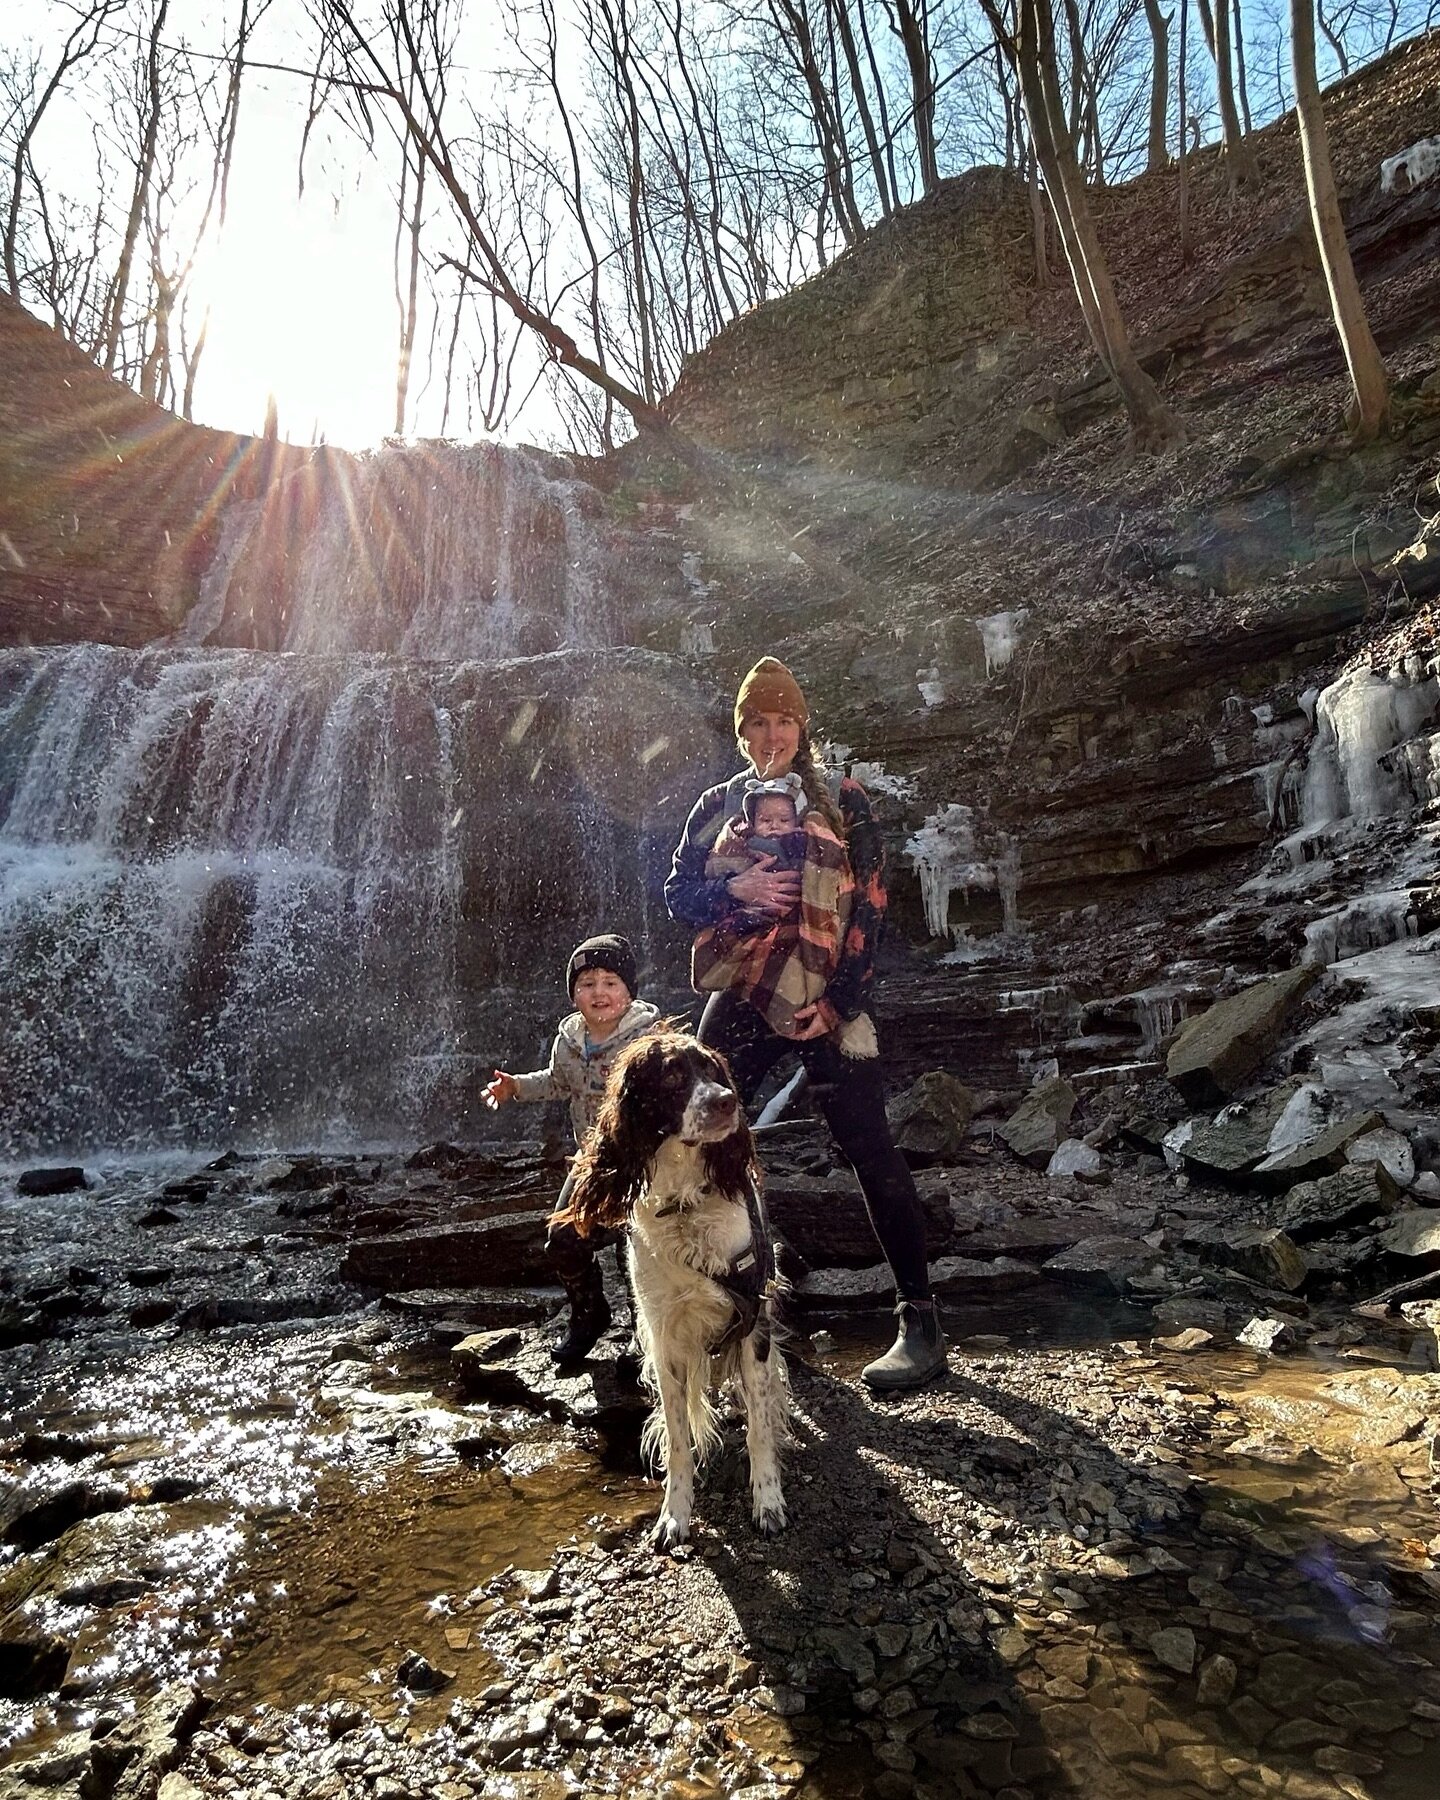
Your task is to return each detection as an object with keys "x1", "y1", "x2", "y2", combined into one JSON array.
[{"x1": 0, "y1": 445, "x2": 720, "y2": 1156}]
